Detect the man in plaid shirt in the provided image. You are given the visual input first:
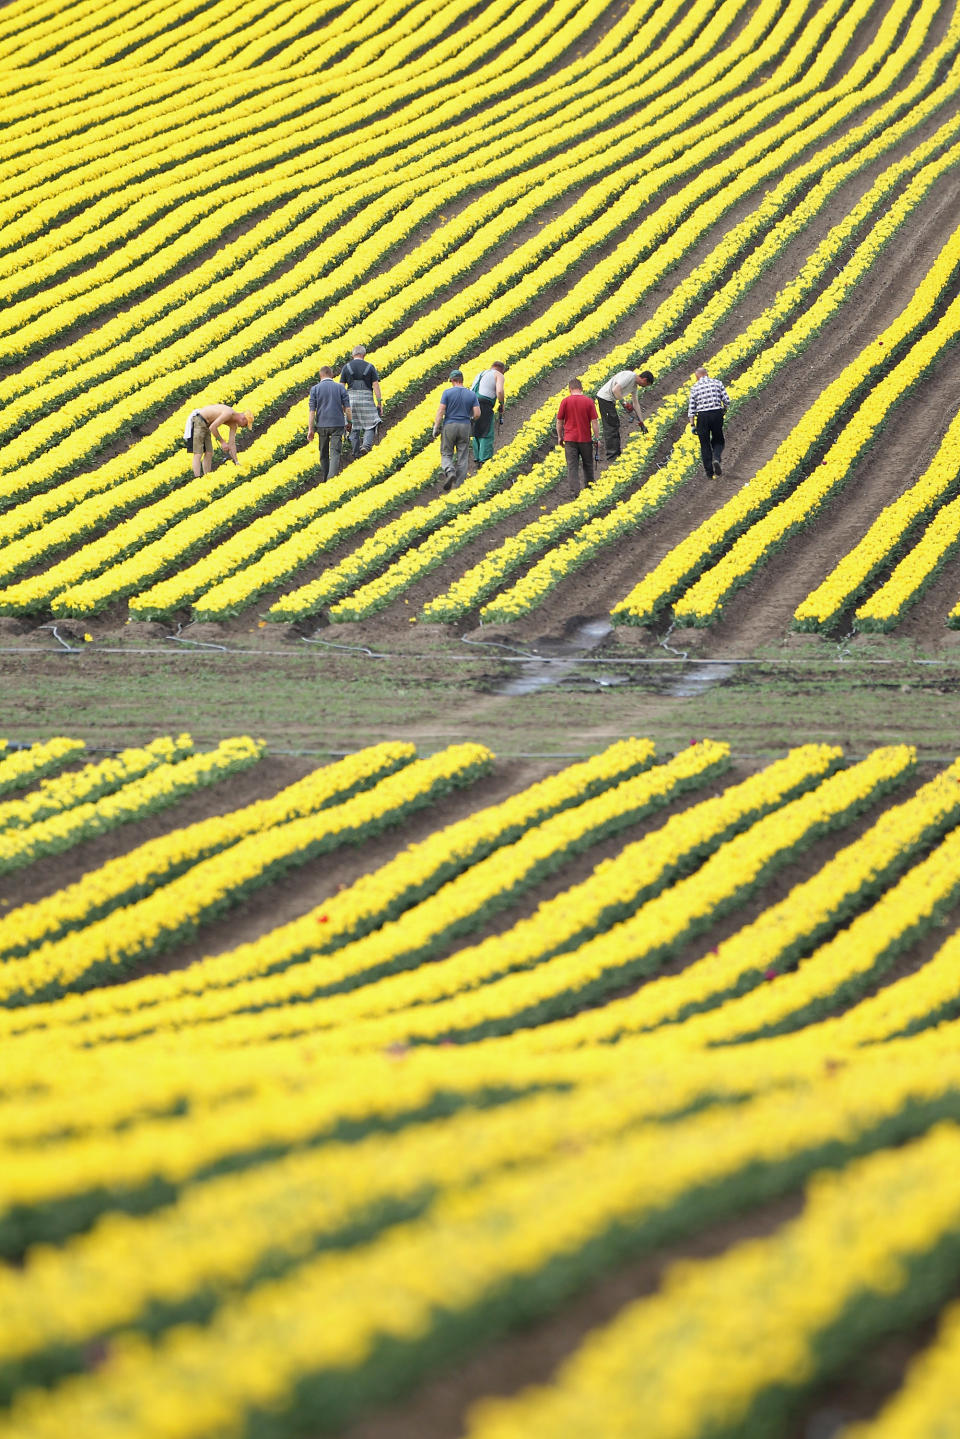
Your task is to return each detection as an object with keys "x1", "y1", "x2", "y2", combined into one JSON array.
[{"x1": 688, "y1": 367, "x2": 730, "y2": 479}]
